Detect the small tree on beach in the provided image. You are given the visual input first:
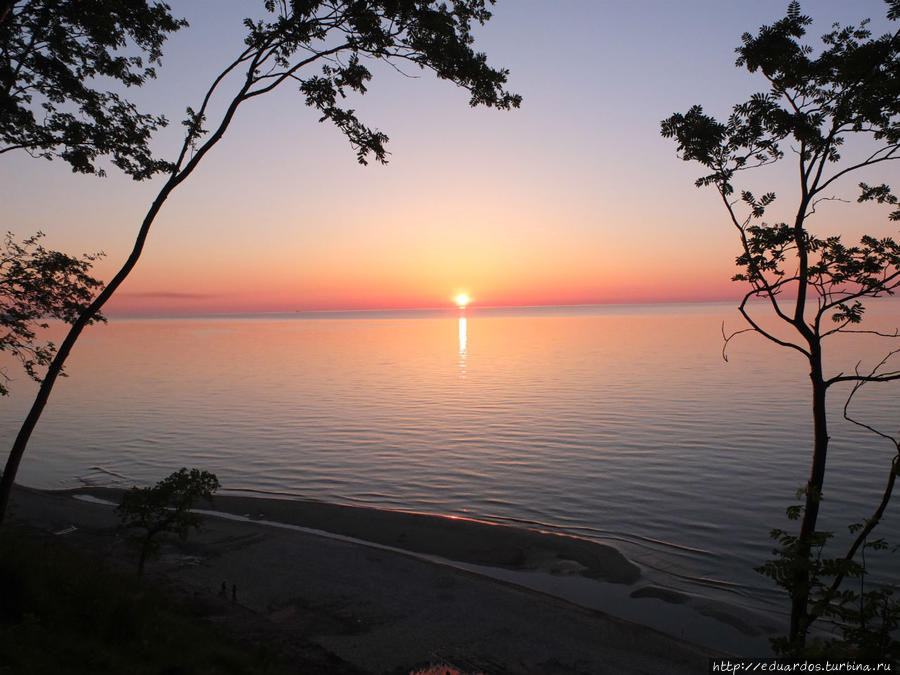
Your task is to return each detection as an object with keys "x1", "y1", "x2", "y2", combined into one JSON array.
[
  {"x1": 662, "y1": 0, "x2": 900, "y2": 656},
  {"x1": 117, "y1": 468, "x2": 220, "y2": 576},
  {"x1": 0, "y1": 0, "x2": 520, "y2": 526}
]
